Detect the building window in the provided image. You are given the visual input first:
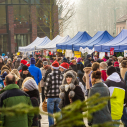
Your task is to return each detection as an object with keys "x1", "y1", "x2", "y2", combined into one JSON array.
[
  {"x1": 0, "y1": 35, "x2": 8, "y2": 53},
  {"x1": 13, "y1": 5, "x2": 30, "y2": 28},
  {"x1": 14, "y1": 34, "x2": 30, "y2": 52},
  {"x1": 0, "y1": 5, "x2": 6, "y2": 28}
]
